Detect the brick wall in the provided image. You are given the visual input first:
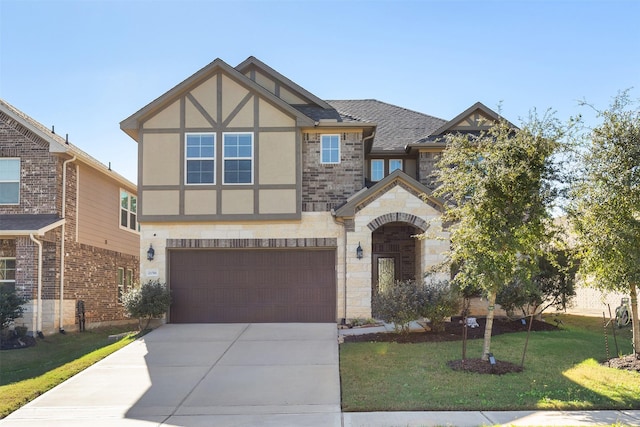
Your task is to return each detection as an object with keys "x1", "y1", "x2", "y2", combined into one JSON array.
[
  {"x1": 0, "y1": 112, "x2": 58, "y2": 214},
  {"x1": 65, "y1": 242, "x2": 139, "y2": 325},
  {"x1": 372, "y1": 224, "x2": 419, "y2": 281},
  {"x1": 417, "y1": 151, "x2": 440, "y2": 190},
  {"x1": 302, "y1": 132, "x2": 364, "y2": 211}
]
